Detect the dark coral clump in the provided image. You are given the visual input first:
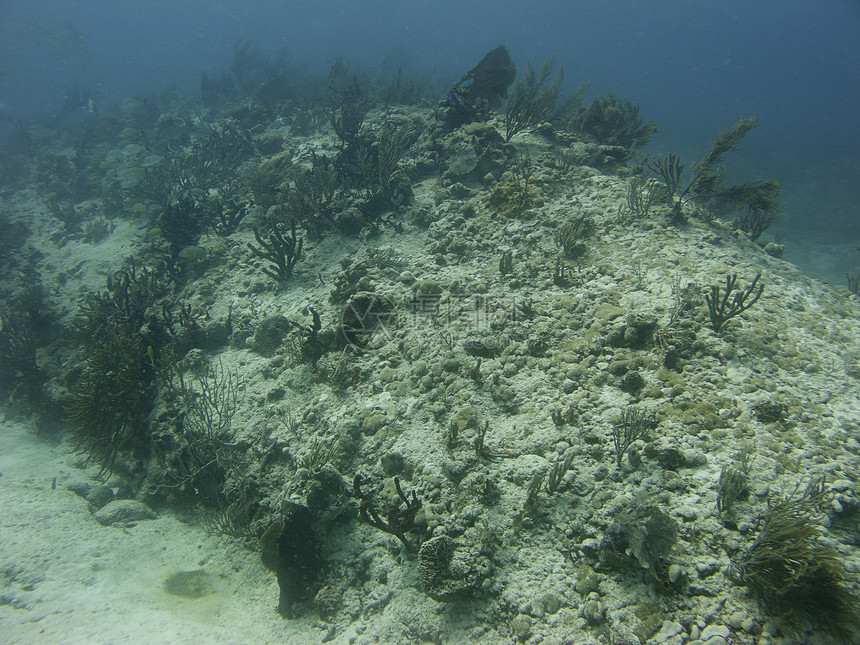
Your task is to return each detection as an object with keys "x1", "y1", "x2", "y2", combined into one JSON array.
[
  {"x1": 571, "y1": 92, "x2": 657, "y2": 149},
  {"x1": 753, "y1": 400, "x2": 788, "y2": 424},
  {"x1": 66, "y1": 324, "x2": 154, "y2": 475},
  {"x1": 418, "y1": 535, "x2": 490, "y2": 602},
  {"x1": 440, "y1": 45, "x2": 516, "y2": 128},
  {"x1": 260, "y1": 501, "x2": 320, "y2": 618},
  {"x1": 67, "y1": 263, "x2": 172, "y2": 475},
  {"x1": 600, "y1": 502, "x2": 678, "y2": 582},
  {"x1": 0, "y1": 311, "x2": 45, "y2": 408}
]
